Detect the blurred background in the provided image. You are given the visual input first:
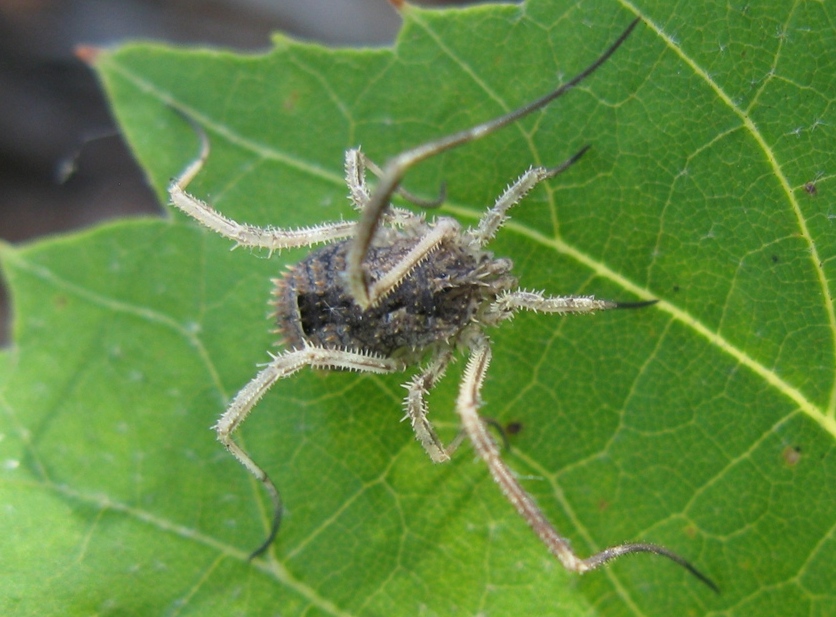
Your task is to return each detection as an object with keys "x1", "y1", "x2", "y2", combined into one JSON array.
[{"x1": 0, "y1": 0, "x2": 486, "y2": 345}]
